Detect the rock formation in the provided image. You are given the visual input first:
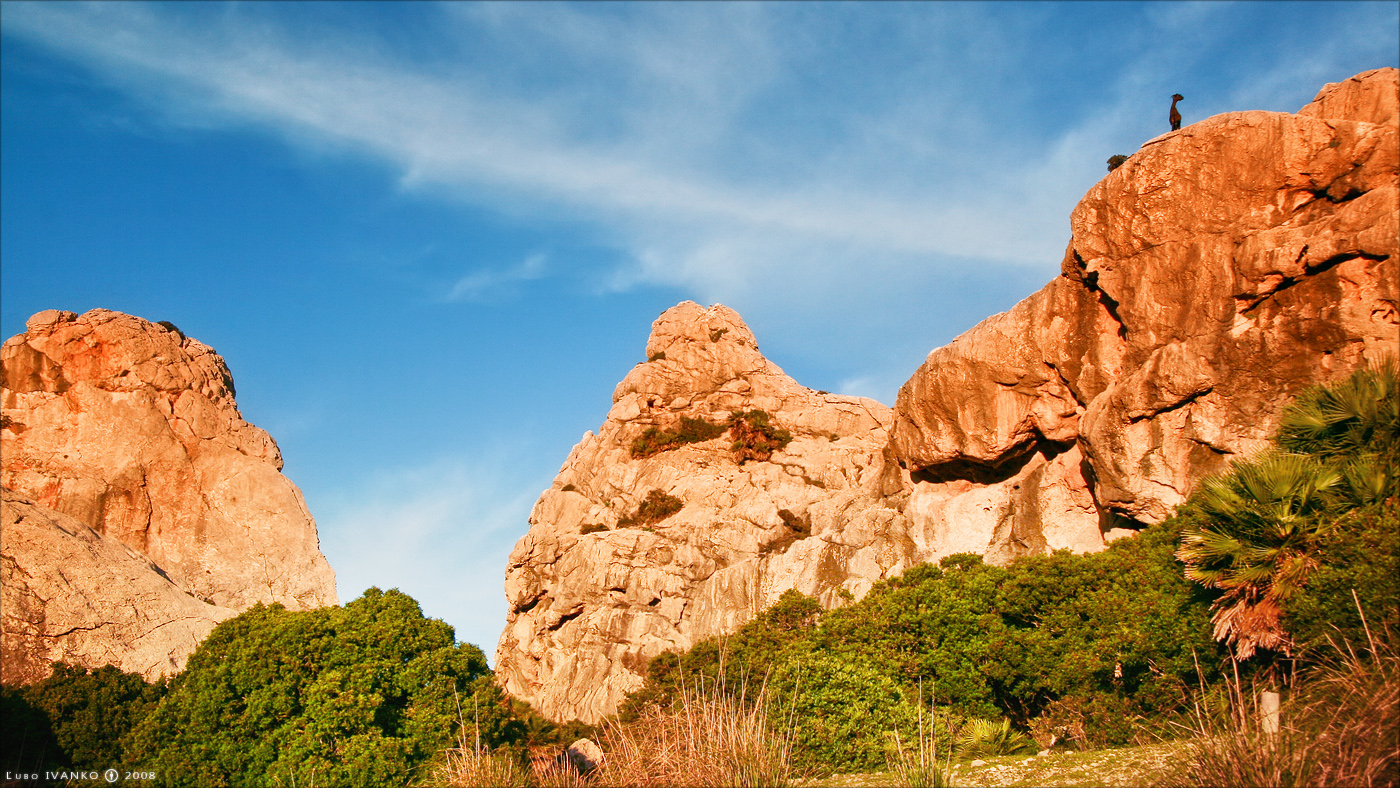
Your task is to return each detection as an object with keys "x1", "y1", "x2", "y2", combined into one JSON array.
[
  {"x1": 893, "y1": 66, "x2": 1399, "y2": 523},
  {"x1": 496, "y1": 302, "x2": 916, "y2": 723},
  {"x1": 496, "y1": 68, "x2": 1398, "y2": 724},
  {"x1": 2, "y1": 488, "x2": 236, "y2": 684},
  {"x1": 2, "y1": 308, "x2": 337, "y2": 681}
]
